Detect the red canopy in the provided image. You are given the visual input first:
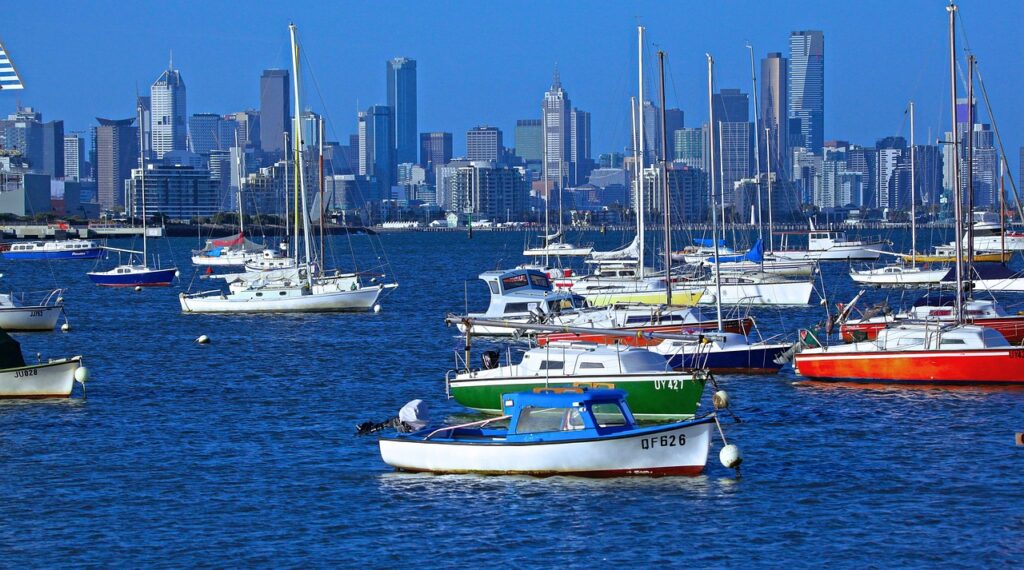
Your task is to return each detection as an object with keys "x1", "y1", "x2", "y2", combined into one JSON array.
[{"x1": 212, "y1": 232, "x2": 245, "y2": 247}]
